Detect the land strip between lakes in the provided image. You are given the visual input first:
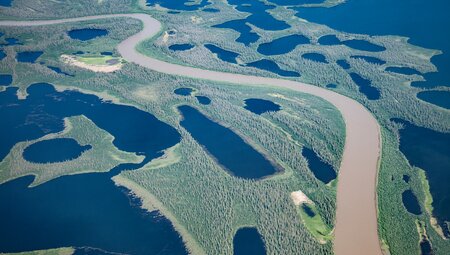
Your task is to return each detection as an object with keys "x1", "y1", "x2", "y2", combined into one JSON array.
[{"x1": 0, "y1": 13, "x2": 382, "y2": 255}]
